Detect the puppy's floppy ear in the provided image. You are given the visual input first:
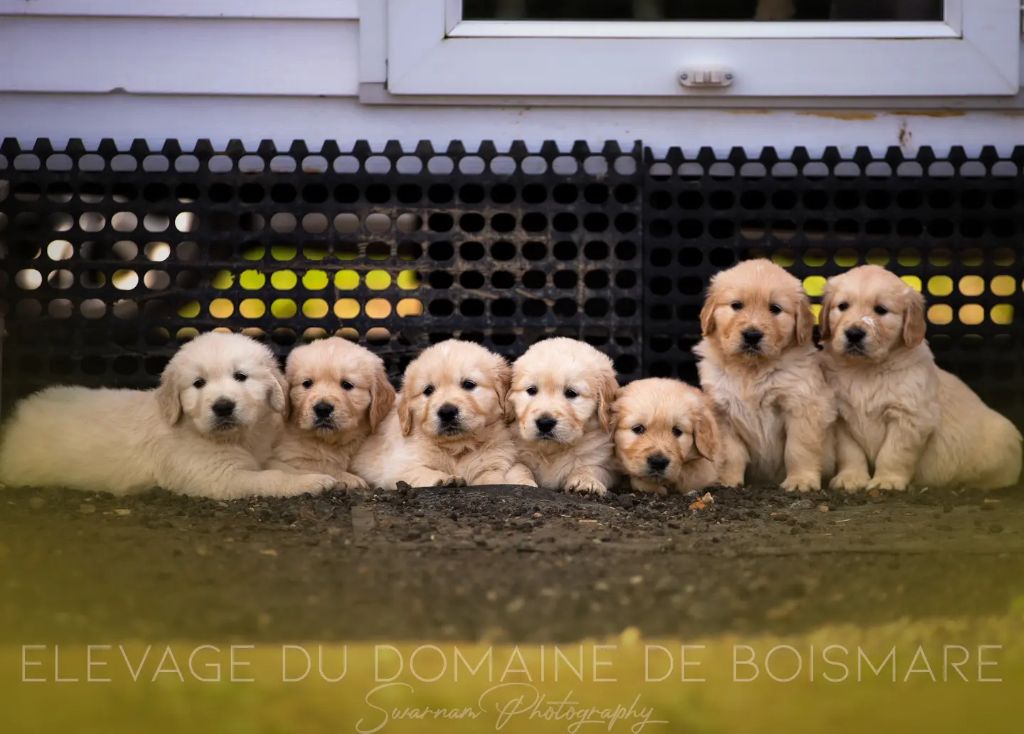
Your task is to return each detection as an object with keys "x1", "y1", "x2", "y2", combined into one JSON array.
[
  {"x1": 699, "y1": 290, "x2": 717, "y2": 337},
  {"x1": 693, "y1": 402, "x2": 719, "y2": 462},
  {"x1": 794, "y1": 290, "x2": 815, "y2": 346},
  {"x1": 368, "y1": 366, "x2": 396, "y2": 433},
  {"x1": 503, "y1": 381, "x2": 518, "y2": 425},
  {"x1": 608, "y1": 397, "x2": 622, "y2": 433},
  {"x1": 396, "y1": 391, "x2": 414, "y2": 437},
  {"x1": 596, "y1": 371, "x2": 619, "y2": 433},
  {"x1": 902, "y1": 288, "x2": 927, "y2": 348},
  {"x1": 397, "y1": 366, "x2": 416, "y2": 436},
  {"x1": 155, "y1": 372, "x2": 182, "y2": 425},
  {"x1": 272, "y1": 375, "x2": 290, "y2": 417},
  {"x1": 262, "y1": 354, "x2": 289, "y2": 417},
  {"x1": 818, "y1": 285, "x2": 834, "y2": 342},
  {"x1": 492, "y1": 357, "x2": 513, "y2": 422}
]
